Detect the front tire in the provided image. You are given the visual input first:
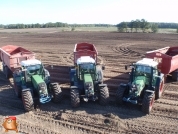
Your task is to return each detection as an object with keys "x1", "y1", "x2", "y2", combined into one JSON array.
[
  {"x1": 70, "y1": 87, "x2": 80, "y2": 108},
  {"x1": 50, "y1": 83, "x2": 63, "y2": 103},
  {"x1": 99, "y1": 86, "x2": 109, "y2": 105},
  {"x1": 22, "y1": 90, "x2": 34, "y2": 112},
  {"x1": 116, "y1": 85, "x2": 126, "y2": 104},
  {"x1": 142, "y1": 91, "x2": 155, "y2": 114}
]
